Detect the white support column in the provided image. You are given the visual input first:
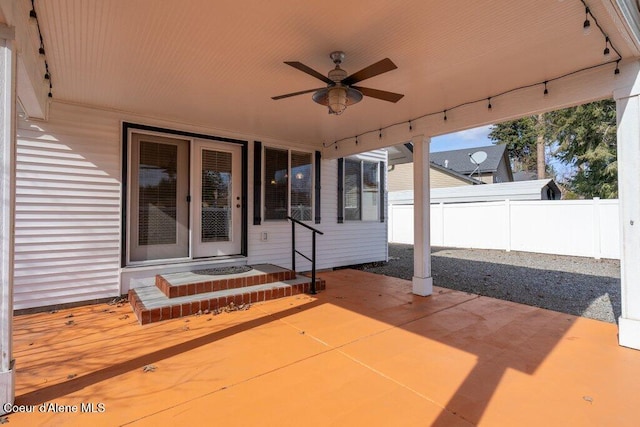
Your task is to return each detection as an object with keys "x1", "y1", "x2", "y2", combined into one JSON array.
[
  {"x1": 615, "y1": 67, "x2": 640, "y2": 350},
  {"x1": 412, "y1": 135, "x2": 433, "y2": 296},
  {"x1": 0, "y1": 24, "x2": 16, "y2": 414}
]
